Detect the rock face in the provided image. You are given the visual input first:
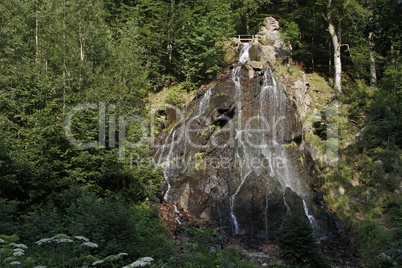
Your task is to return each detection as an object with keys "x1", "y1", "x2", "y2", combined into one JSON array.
[
  {"x1": 253, "y1": 17, "x2": 289, "y2": 63},
  {"x1": 256, "y1": 17, "x2": 282, "y2": 46},
  {"x1": 153, "y1": 41, "x2": 327, "y2": 239},
  {"x1": 152, "y1": 18, "x2": 332, "y2": 239}
]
